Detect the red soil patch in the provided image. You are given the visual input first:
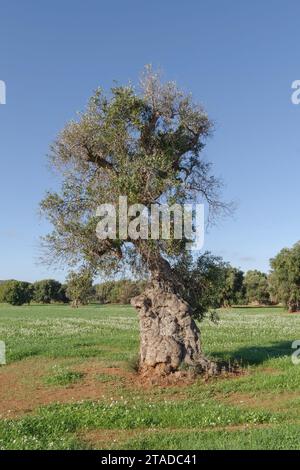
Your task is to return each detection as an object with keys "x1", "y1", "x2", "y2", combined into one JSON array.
[
  {"x1": 0, "y1": 357, "x2": 249, "y2": 419},
  {"x1": 0, "y1": 358, "x2": 135, "y2": 418}
]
